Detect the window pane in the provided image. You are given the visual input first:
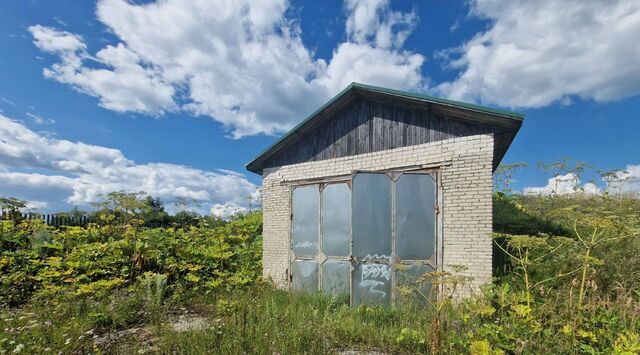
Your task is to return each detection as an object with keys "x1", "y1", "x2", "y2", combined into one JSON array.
[
  {"x1": 352, "y1": 263, "x2": 392, "y2": 306},
  {"x1": 292, "y1": 185, "x2": 319, "y2": 257},
  {"x1": 395, "y1": 263, "x2": 435, "y2": 305},
  {"x1": 321, "y1": 260, "x2": 350, "y2": 296},
  {"x1": 291, "y1": 259, "x2": 318, "y2": 292},
  {"x1": 352, "y1": 173, "x2": 392, "y2": 259},
  {"x1": 396, "y1": 173, "x2": 436, "y2": 260},
  {"x1": 322, "y1": 183, "x2": 351, "y2": 257}
]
